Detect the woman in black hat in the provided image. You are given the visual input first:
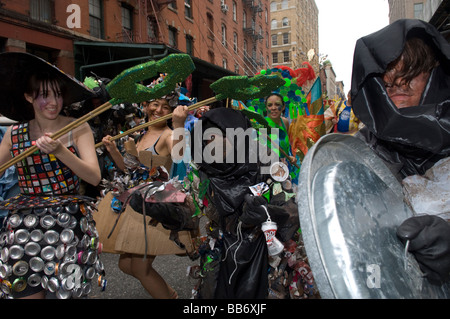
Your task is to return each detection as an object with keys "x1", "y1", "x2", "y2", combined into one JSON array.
[{"x1": 0, "y1": 52, "x2": 103, "y2": 299}]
